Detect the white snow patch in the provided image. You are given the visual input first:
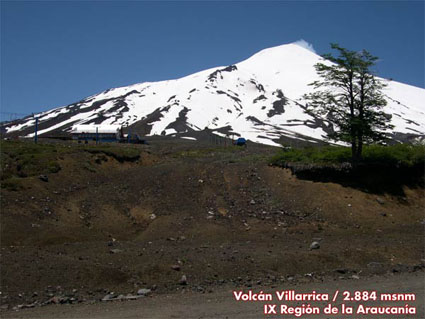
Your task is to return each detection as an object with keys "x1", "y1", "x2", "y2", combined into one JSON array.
[{"x1": 292, "y1": 39, "x2": 317, "y2": 54}]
